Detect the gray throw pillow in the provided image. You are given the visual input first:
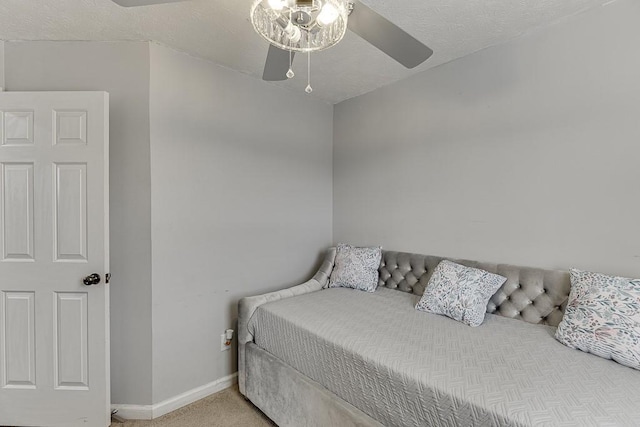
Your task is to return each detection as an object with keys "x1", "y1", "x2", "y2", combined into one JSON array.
[
  {"x1": 328, "y1": 244, "x2": 382, "y2": 293},
  {"x1": 416, "y1": 260, "x2": 507, "y2": 327},
  {"x1": 555, "y1": 269, "x2": 640, "y2": 370}
]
